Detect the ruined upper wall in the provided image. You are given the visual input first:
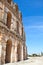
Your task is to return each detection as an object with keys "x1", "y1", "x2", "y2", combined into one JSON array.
[
  {"x1": 0, "y1": 0, "x2": 22, "y2": 22},
  {"x1": 0, "y1": 0, "x2": 25, "y2": 41}
]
